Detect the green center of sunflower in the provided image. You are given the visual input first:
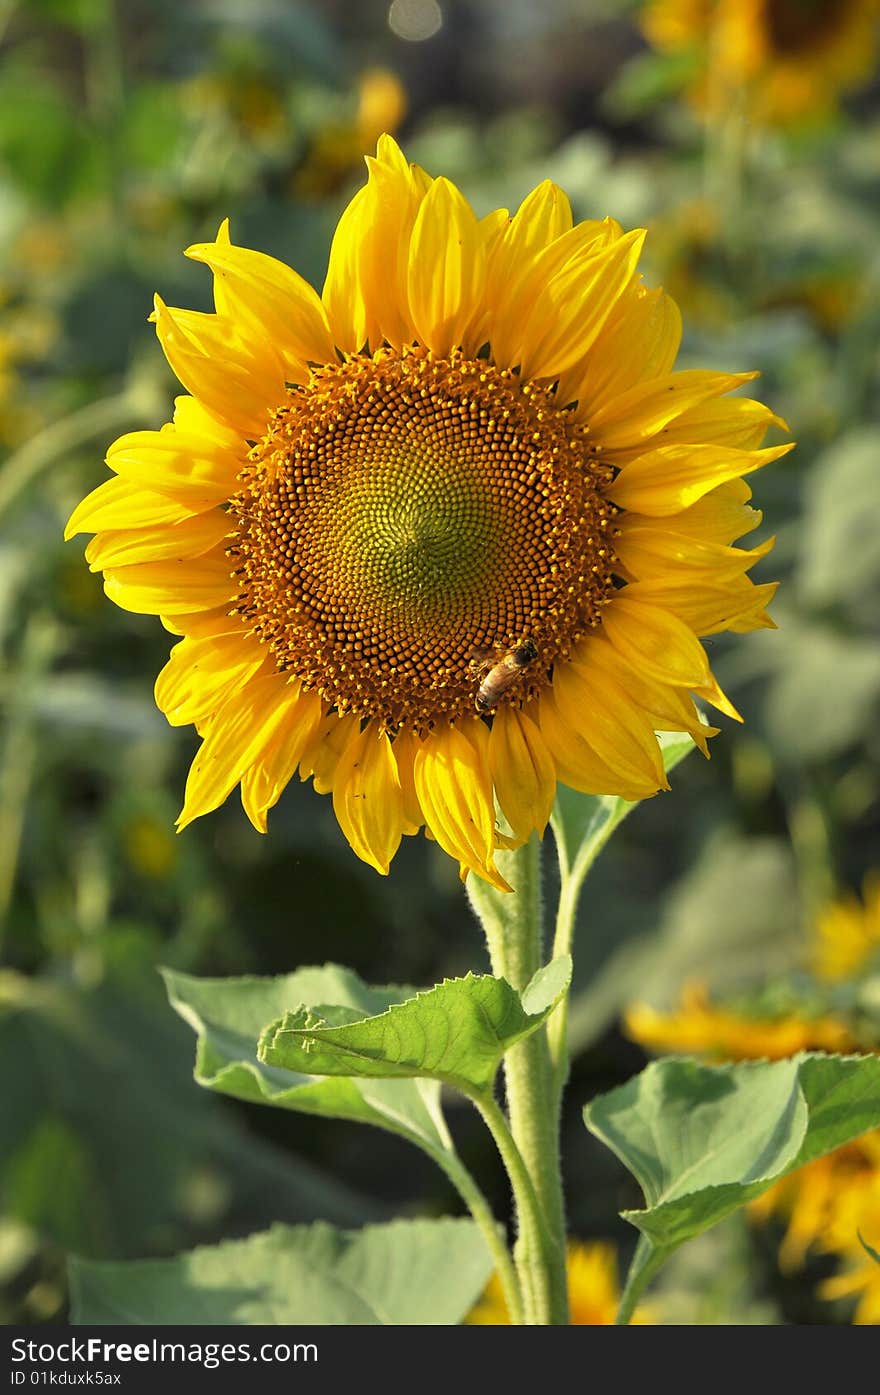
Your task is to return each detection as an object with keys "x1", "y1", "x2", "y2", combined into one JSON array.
[{"x1": 229, "y1": 346, "x2": 616, "y2": 733}]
